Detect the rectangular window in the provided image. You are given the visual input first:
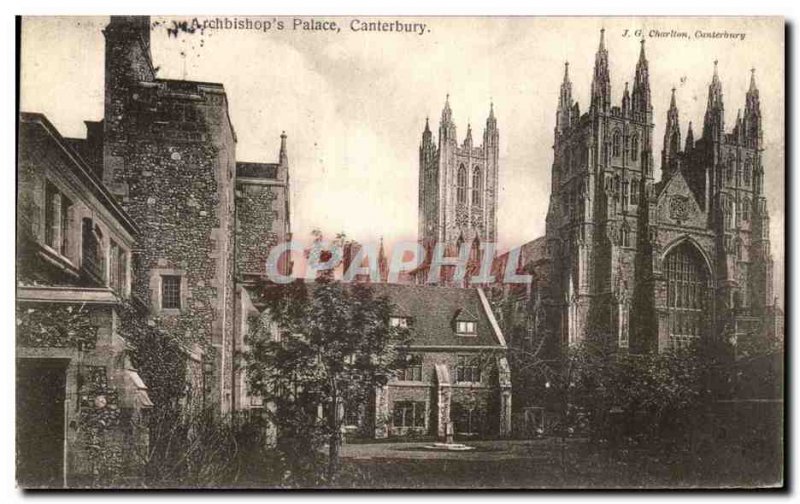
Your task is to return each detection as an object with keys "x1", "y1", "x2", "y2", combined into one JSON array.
[
  {"x1": 161, "y1": 275, "x2": 182, "y2": 309},
  {"x1": 44, "y1": 182, "x2": 58, "y2": 248},
  {"x1": 398, "y1": 354, "x2": 422, "y2": 381},
  {"x1": 392, "y1": 401, "x2": 425, "y2": 428},
  {"x1": 109, "y1": 241, "x2": 128, "y2": 295},
  {"x1": 44, "y1": 182, "x2": 73, "y2": 256},
  {"x1": 60, "y1": 194, "x2": 72, "y2": 256},
  {"x1": 390, "y1": 316, "x2": 409, "y2": 328},
  {"x1": 456, "y1": 321, "x2": 476, "y2": 335},
  {"x1": 456, "y1": 355, "x2": 481, "y2": 383}
]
